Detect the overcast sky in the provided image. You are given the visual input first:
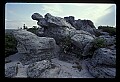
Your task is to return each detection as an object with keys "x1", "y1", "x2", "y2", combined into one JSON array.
[{"x1": 5, "y1": 3, "x2": 116, "y2": 29}]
